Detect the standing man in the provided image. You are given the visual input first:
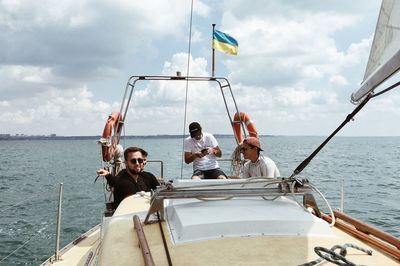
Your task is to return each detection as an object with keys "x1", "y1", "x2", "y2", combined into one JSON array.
[
  {"x1": 184, "y1": 122, "x2": 227, "y2": 179},
  {"x1": 241, "y1": 137, "x2": 280, "y2": 178},
  {"x1": 97, "y1": 147, "x2": 159, "y2": 209}
]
